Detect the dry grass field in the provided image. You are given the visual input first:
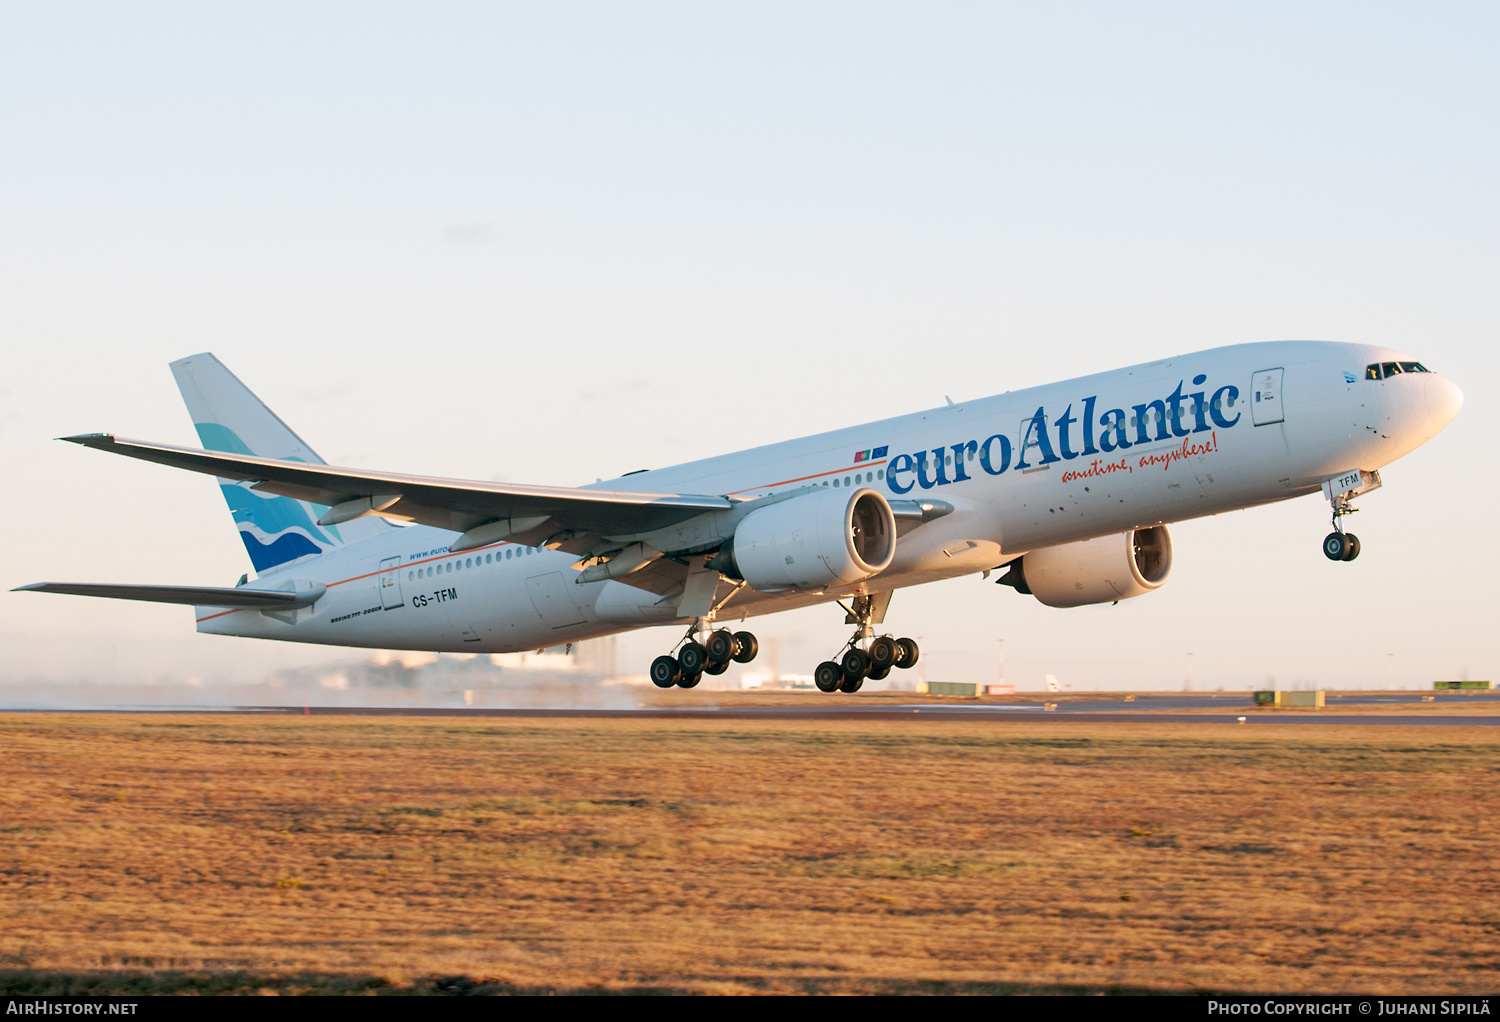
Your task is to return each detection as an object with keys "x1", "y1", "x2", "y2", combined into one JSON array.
[{"x1": 2, "y1": 712, "x2": 1498, "y2": 995}]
